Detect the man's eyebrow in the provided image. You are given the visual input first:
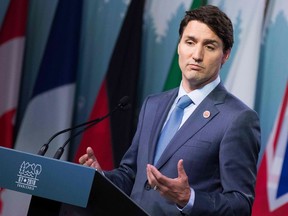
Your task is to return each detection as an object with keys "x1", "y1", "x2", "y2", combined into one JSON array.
[
  {"x1": 185, "y1": 35, "x2": 197, "y2": 41},
  {"x1": 203, "y1": 39, "x2": 219, "y2": 45},
  {"x1": 184, "y1": 36, "x2": 220, "y2": 45}
]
